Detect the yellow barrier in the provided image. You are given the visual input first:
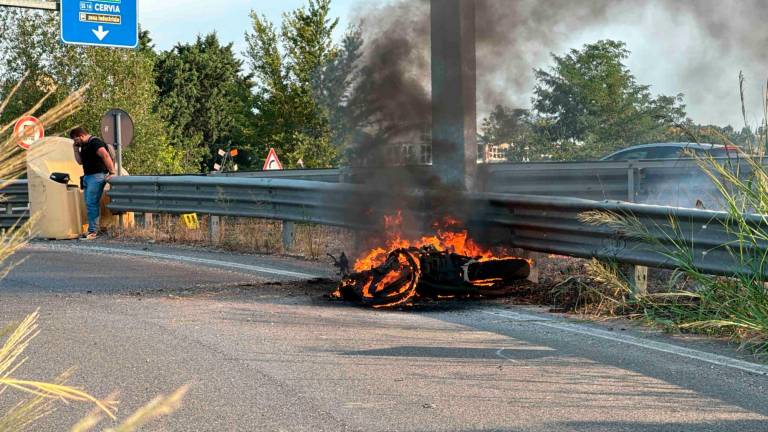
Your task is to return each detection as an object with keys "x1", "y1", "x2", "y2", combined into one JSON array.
[{"x1": 180, "y1": 213, "x2": 199, "y2": 230}]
